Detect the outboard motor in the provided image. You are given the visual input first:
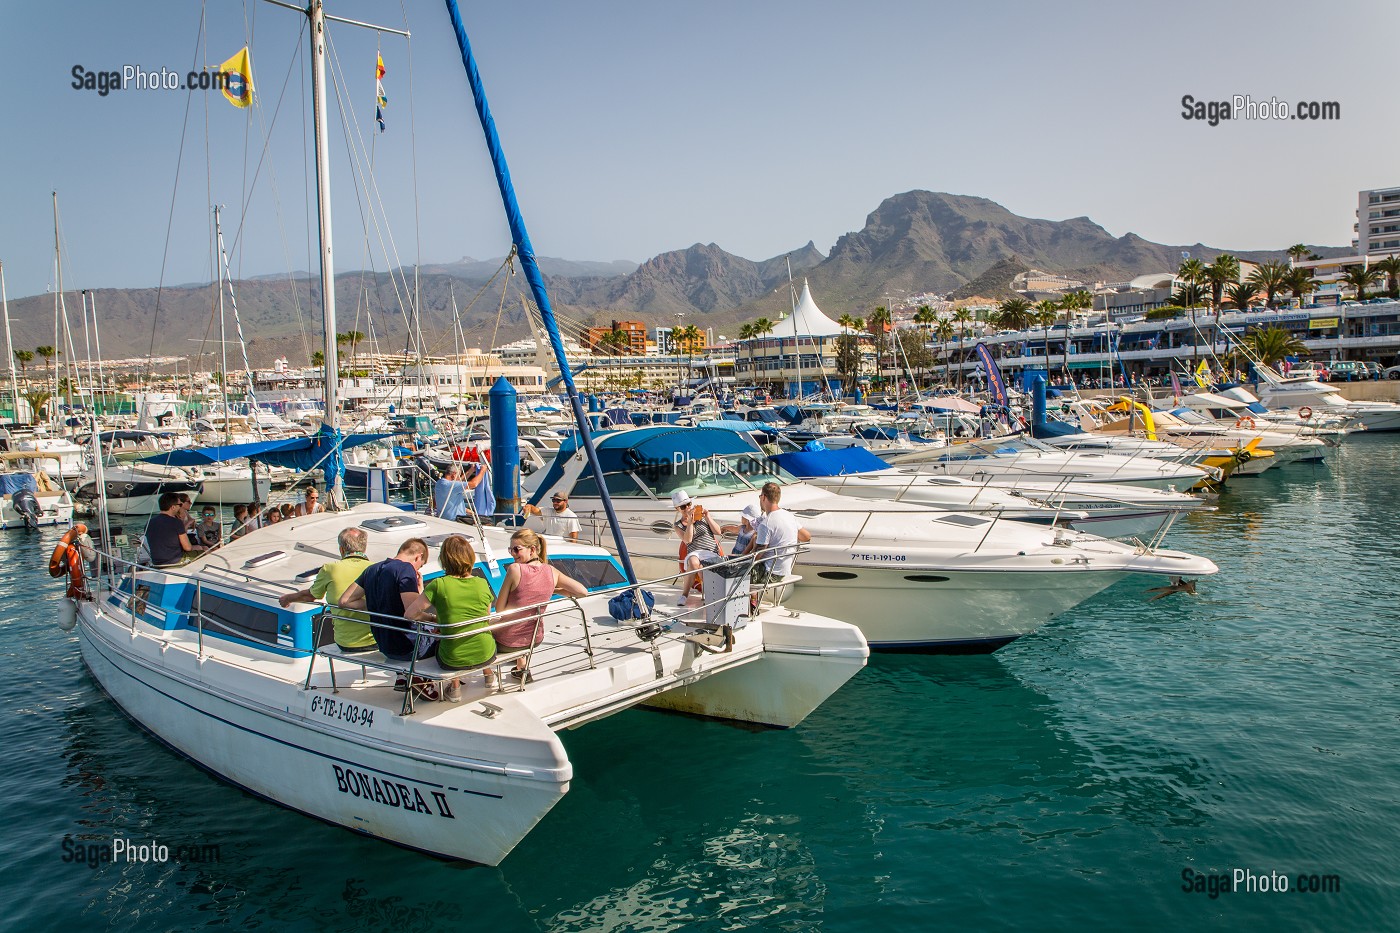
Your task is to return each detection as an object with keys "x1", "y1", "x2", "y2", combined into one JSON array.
[
  {"x1": 12, "y1": 489, "x2": 41, "y2": 531},
  {"x1": 412, "y1": 454, "x2": 440, "y2": 482}
]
